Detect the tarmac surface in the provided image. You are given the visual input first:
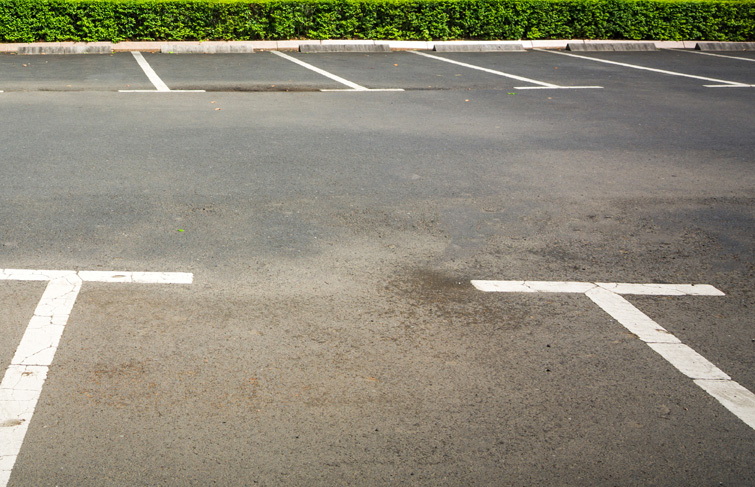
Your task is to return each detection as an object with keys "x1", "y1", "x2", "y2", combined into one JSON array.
[{"x1": 0, "y1": 47, "x2": 754, "y2": 486}]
